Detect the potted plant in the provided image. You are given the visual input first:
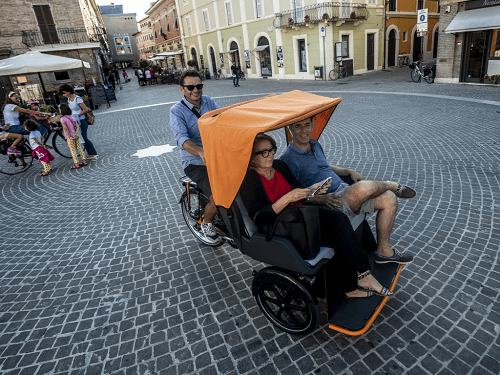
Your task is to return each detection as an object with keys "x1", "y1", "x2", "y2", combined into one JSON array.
[
  {"x1": 350, "y1": 11, "x2": 356, "y2": 19},
  {"x1": 484, "y1": 74, "x2": 499, "y2": 84},
  {"x1": 288, "y1": 17, "x2": 294, "y2": 25},
  {"x1": 304, "y1": 15, "x2": 310, "y2": 22},
  {"x1": 322, "y1": 13, "x2": 329, "y2": 20}
]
